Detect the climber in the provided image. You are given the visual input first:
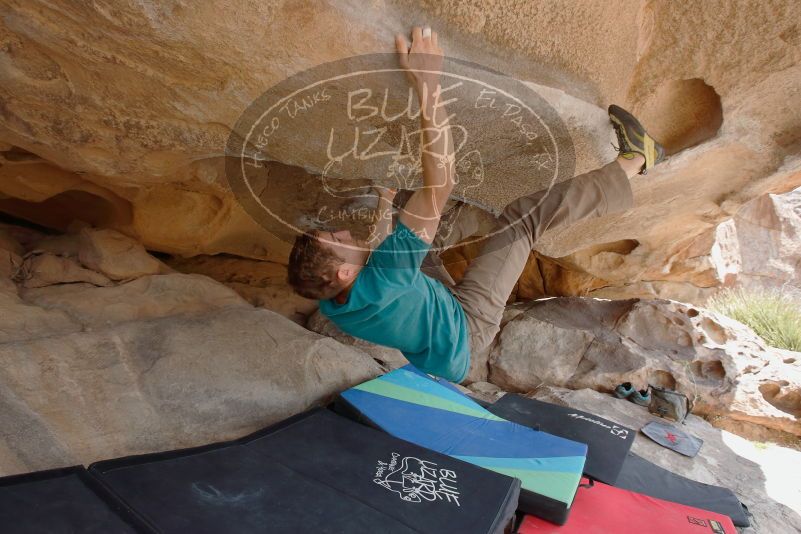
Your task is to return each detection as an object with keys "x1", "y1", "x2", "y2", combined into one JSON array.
[{"x1": 287, "y1": 26, "x2": 665, "y2": 384}]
